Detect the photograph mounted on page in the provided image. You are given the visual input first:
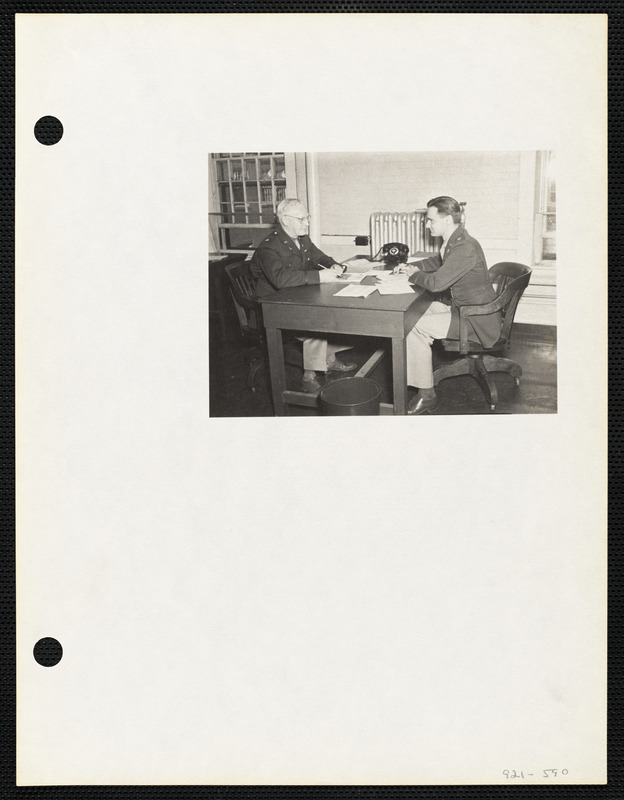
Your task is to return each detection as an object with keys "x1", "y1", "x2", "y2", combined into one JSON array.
[{"x1": 209, "y1": 150, "x2": 558, "y2": 419}]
